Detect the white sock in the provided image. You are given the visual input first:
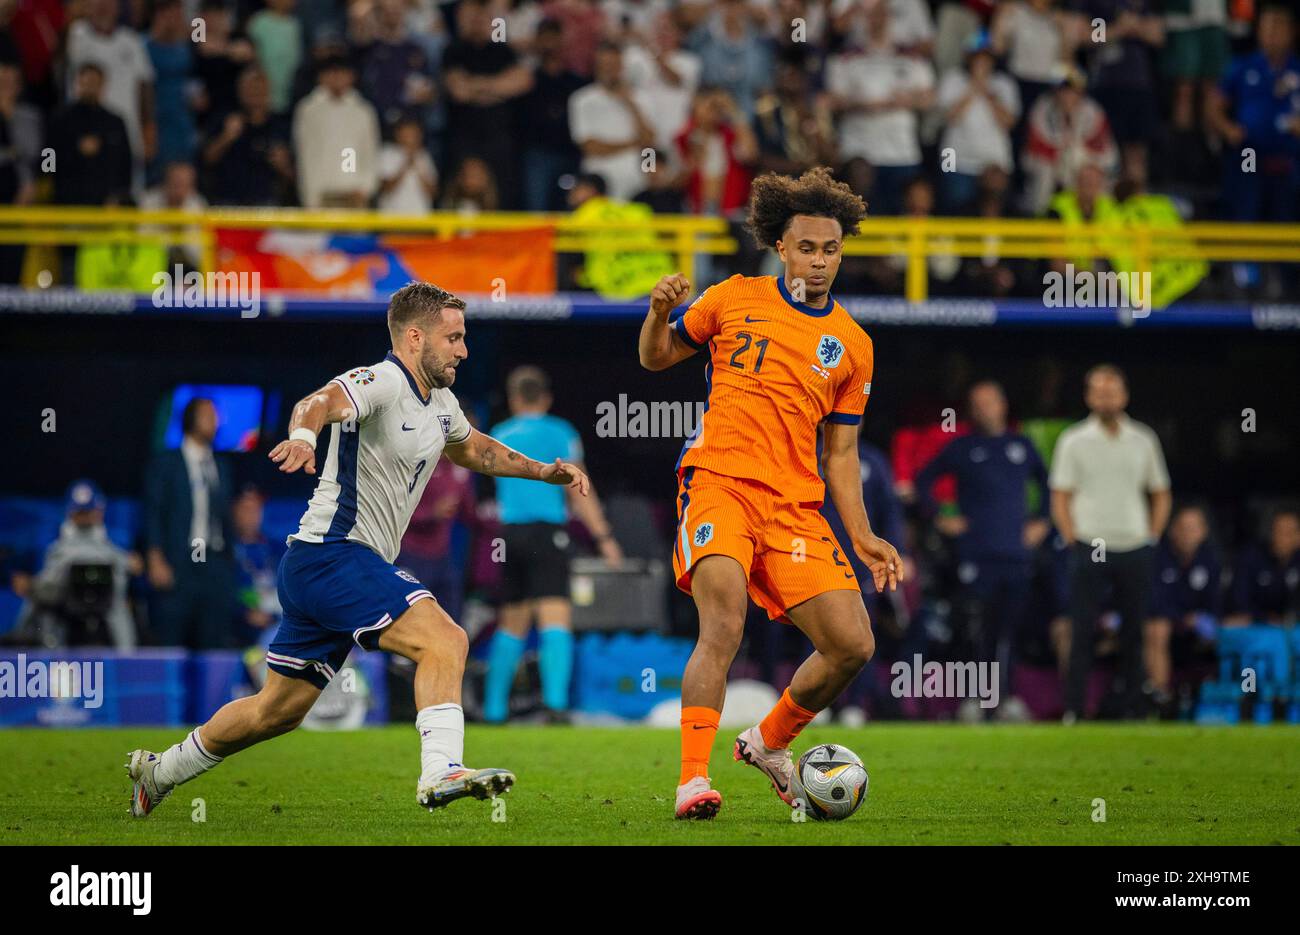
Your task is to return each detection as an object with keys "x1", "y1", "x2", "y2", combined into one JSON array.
[
  {"x1": 155, "y1": 728, "x2": 223, "y2": 791},
  {"x1": 417, "y1": 703, "x2": 465, "y2": 783}
]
